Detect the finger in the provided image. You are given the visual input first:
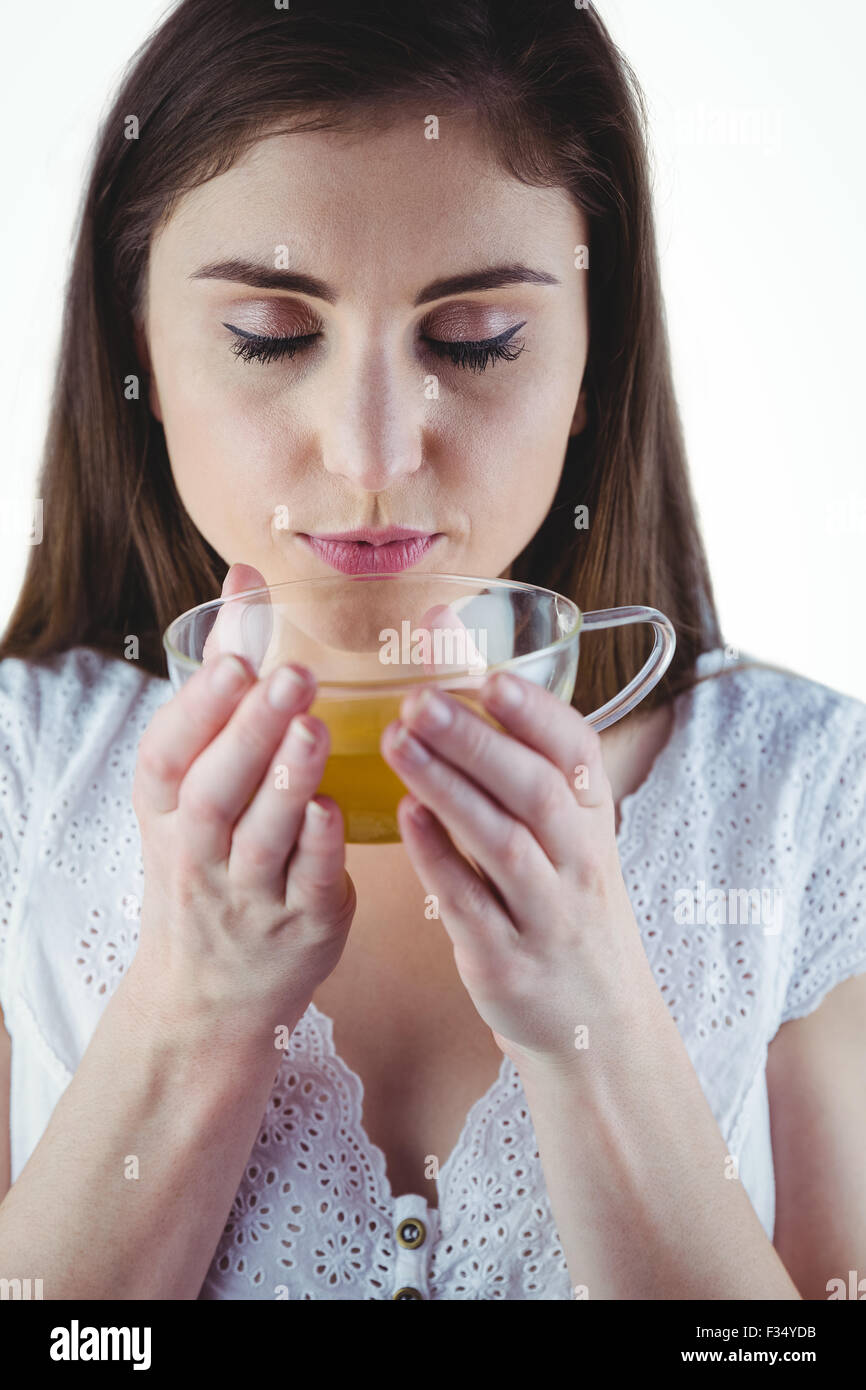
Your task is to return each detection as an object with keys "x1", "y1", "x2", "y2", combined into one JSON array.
[
  {"x1": 418, "y1": 603, "x2": 488, "y2": 676},
  {"x1": 480, "y1": 671, "x2": 608, "y2": 811},
  {"x1": 227, "y1": 709, "x2": 331, "y2": 893},
  {"x1": 395, "y1": 684, "x2": 587, "y2": 870},
  {"x1": 284, "y1": 796, "x2": 355, "y2": 922},
  {"x1": 382, "y1": 720, "x2": 553, "y2": 925},
  {"x1": 135, "y1": 652, "x2": 256, "y2": 816},
  {"x1": 136, "y1": 562, "x2": 272, "y2": 819},
  {"x1": 202, "y1": 563, "x2": 260, "y2": 664},
  {"x1": 396, "y1": 796, "x2": 512, "y2": 960},
  {"x1": 202, "y1": 562, "x2": 272, "y2": 670},
  {"x1": 177, "y1": 663, "x2": 317, "y2": 867}
]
